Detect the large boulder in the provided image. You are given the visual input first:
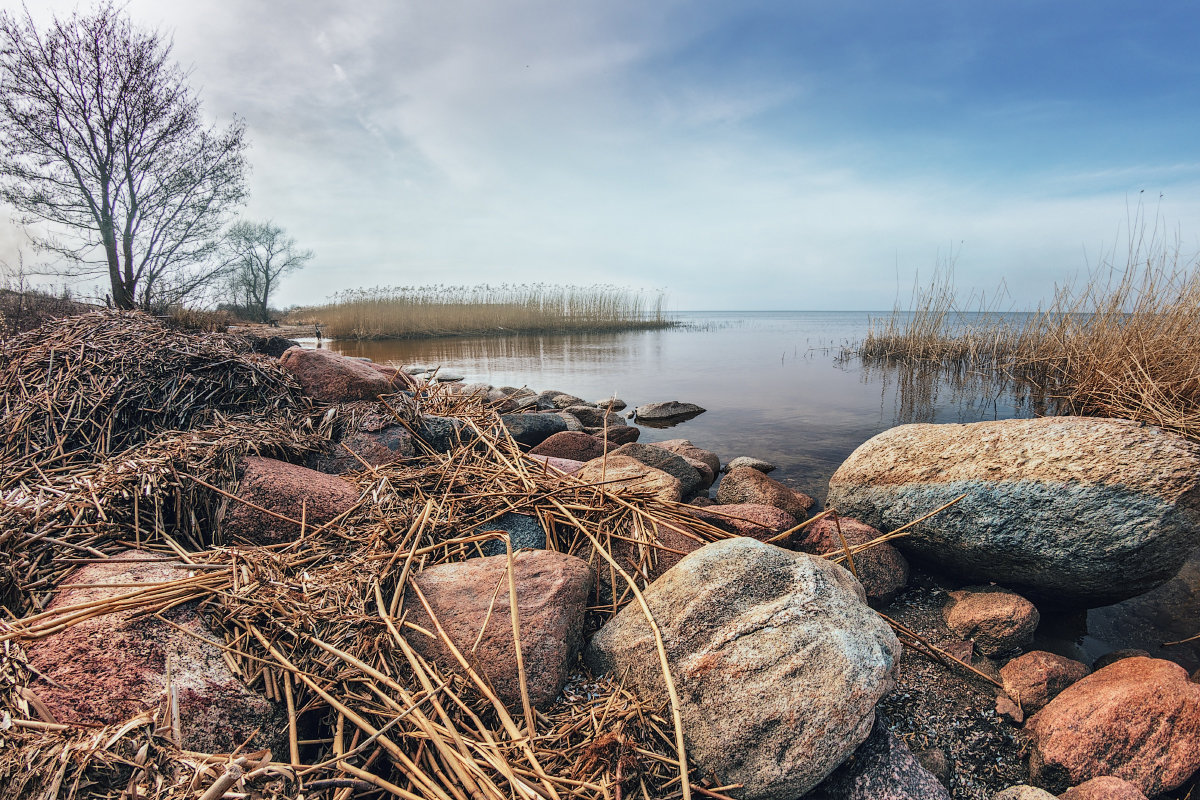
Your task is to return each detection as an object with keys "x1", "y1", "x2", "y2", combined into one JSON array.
[
  {"x1": 585, "y1": 538, "x2": 900, "y2": 800},
  {"x1": 611, "y1": 442, "x2": 705, "y2": 499},
  {"x1": 574, "y1": 455, "x2": 683, "y2": 503},
  {"x1": 1027, "y1": 657, "x2": 1200, "y2": 795},
  {"x1": 826, "y1": 417, "x2": 1200, "y2": 605},
  {"x1": 800, "y1": 517, "x2": 910, "y2": 606},
  {"x1": 404, "y1": 551, "x2": 593, "y2": 710},
  {"x1": 24, "y1": 552, "x2": 286, "y2": 753},
  {"x1": 279, "y1": 346, "x2": 395, "y2": 401},
  {"x1": 806, "y1": 714, "x2": 951, "y2": 800},
  {"x1": 222, "y1": 456, "x2": 359, "y2": 544},
  {"x1": 716, "y1": 465, "x2": 814, "y2": 519}
]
